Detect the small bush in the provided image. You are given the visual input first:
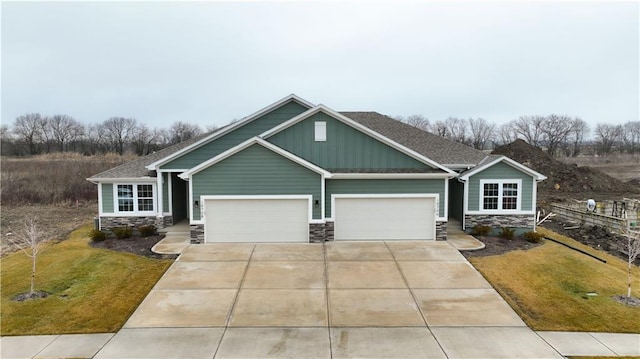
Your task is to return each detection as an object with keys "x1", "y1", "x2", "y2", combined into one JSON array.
[
  {"x1": 471, "y1": 225, "x2": 491, "y2": 236},
  {"x1": 138, "y1": 225, "x2": 156, "y2": 237},
  {"x1": 112, "y1": 227, "x2": 132, "y2": 239},
  {"x1": 523, "y1": 231, "x2": 544, "y2": 243},
  {"x1": 89, "y1": 229, "x2": 107, "y2": 242},
  {"x1": 499, "y1": 227, "x2": 515, "y2": 240}
]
